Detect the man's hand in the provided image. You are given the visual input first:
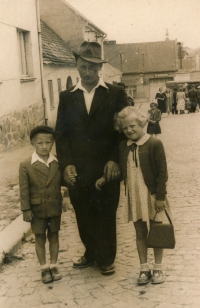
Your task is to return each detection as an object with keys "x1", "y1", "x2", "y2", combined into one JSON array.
[
  {"x1": 155, "y1": 200, "x2": 166, "y2": 213},
  {"x1": 23, "y1": 210, "x2": 34, "y2": 222},
  {"x1": 104, "y1": 161, "x2": 120, "y2": 182},
  {"x1": 63, "y1": 165, "x2": 77, "y2": 186},
  {"x1": 95, "y1": 177, "x2": 106, "y2": 191}
]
